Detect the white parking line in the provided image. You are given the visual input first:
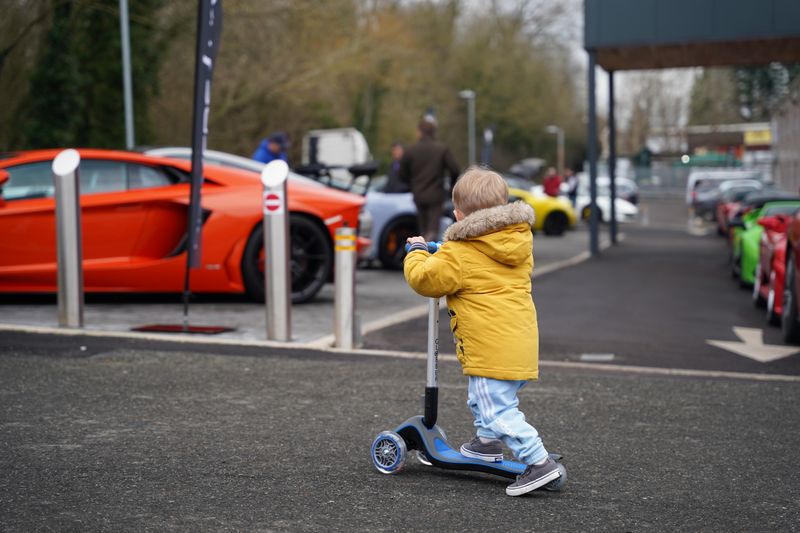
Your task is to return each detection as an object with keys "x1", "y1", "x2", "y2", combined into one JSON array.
[
  {"x1": 580, "y1": 353, "x2": 615, "y2": 362},
  {"x1": 4, "y1": 323, "x2": 798, "y2": 383}
]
